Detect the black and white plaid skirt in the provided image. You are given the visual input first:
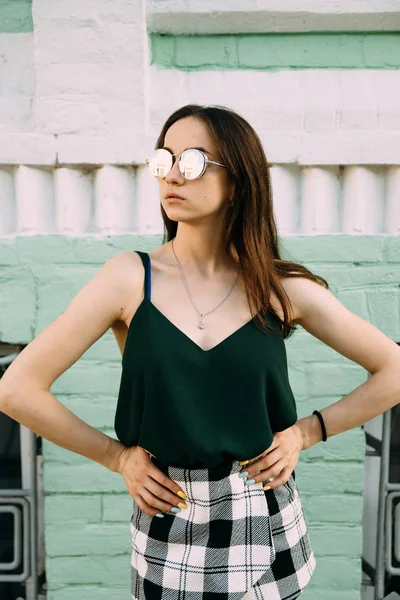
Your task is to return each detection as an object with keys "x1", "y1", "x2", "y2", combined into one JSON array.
[{"x1": 130, "y1": 455, "x2": 316, "y2": 599}]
